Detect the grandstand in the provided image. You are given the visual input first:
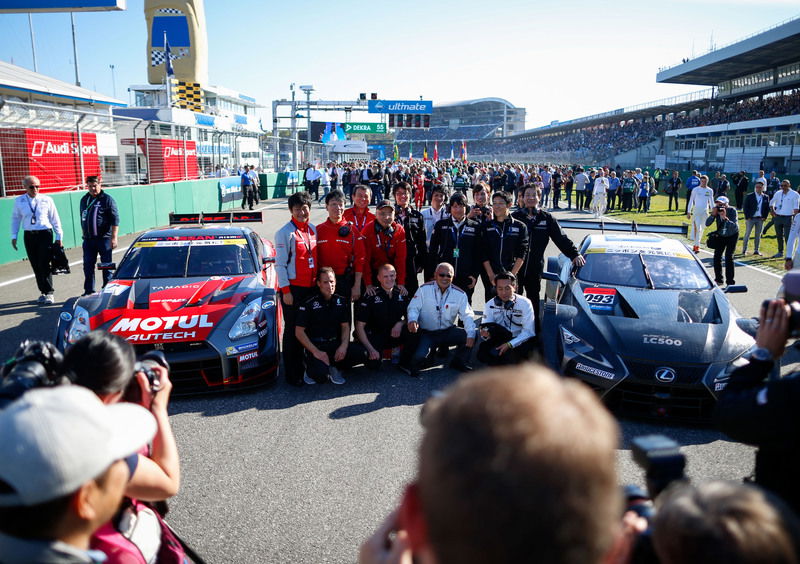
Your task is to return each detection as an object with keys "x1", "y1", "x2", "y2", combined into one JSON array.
[
  {"x1": 465, "y1": 16, "x2": 800, "y2": 175},
  {"x1": 395, "y1": 98, "x2": 524, "y2": 143}
]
